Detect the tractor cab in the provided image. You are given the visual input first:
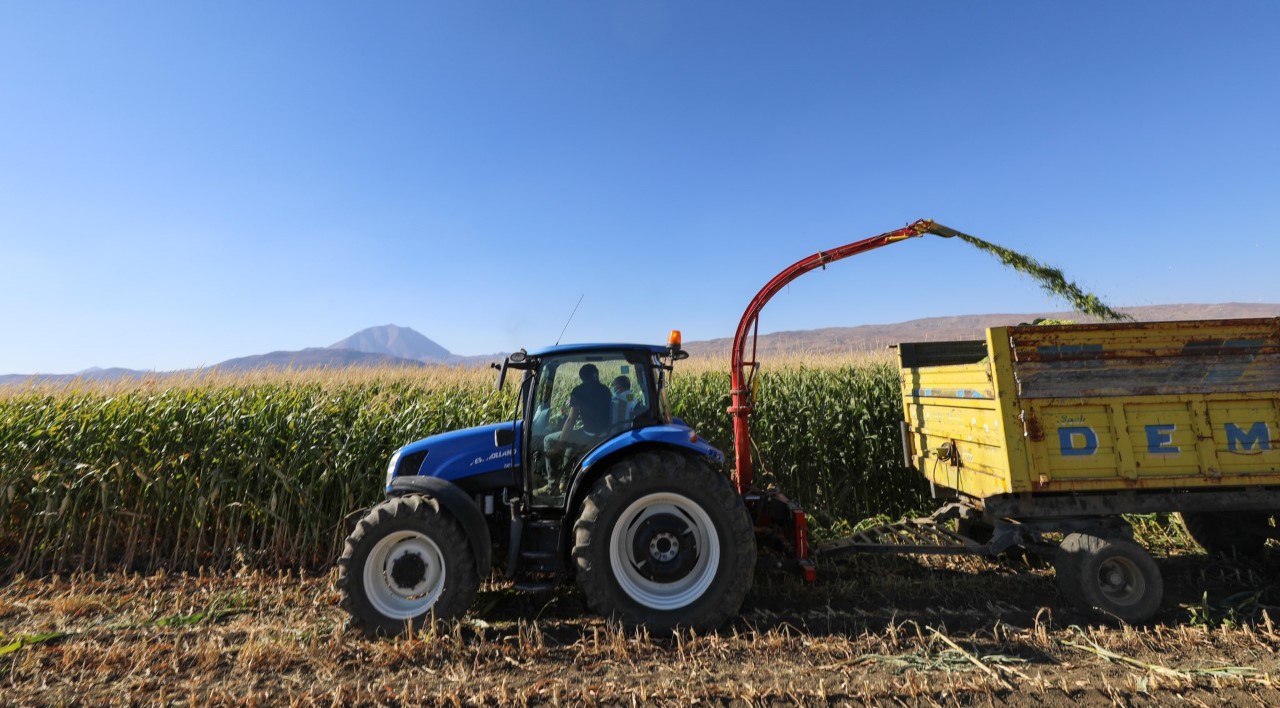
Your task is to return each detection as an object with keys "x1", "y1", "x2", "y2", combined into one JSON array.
[{"x1": 505, "y1": 341, "x2": 675, "y2": 506}]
